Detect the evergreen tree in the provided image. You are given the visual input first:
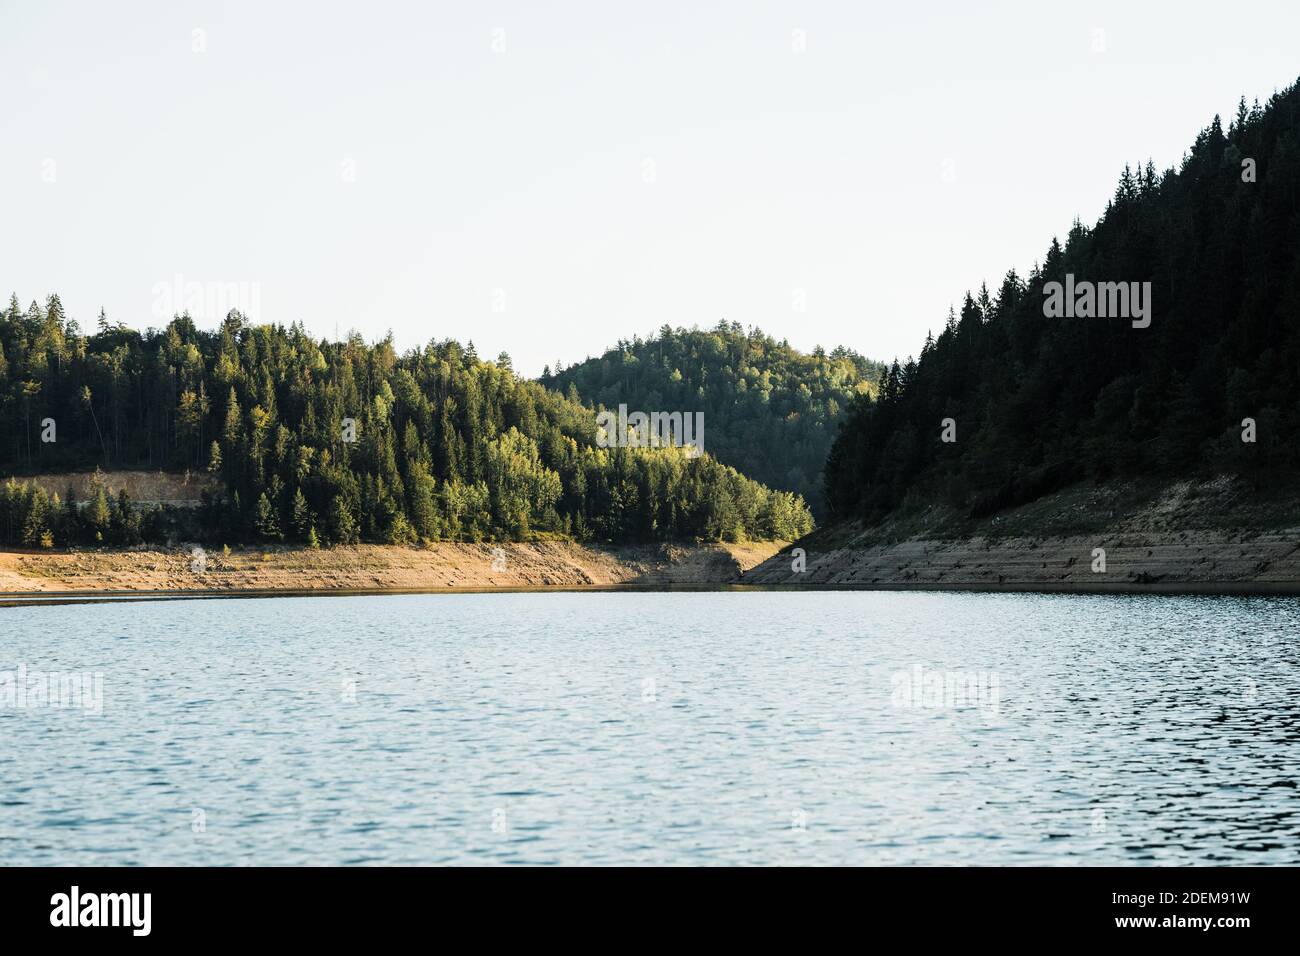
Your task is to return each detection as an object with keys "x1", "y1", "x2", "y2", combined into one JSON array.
[
  {"x1": 254, "y1": 492, "x2": 282, "y2": 540},
  {"x1": 86, "y1": 485, "x2": 111, "y2": 543},
  {"x1": 0, "y1": 288, "x2": 817, "y2": 545},
  {"x1": 290, "y1": 487, "x2": 311, "y2": 540},
  {"x1": 824, "y1": 82, "x2": 1300, "y2": 526},
  {"x1": 328, "y1": 497, "x2": 359, "y2": 545}
]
